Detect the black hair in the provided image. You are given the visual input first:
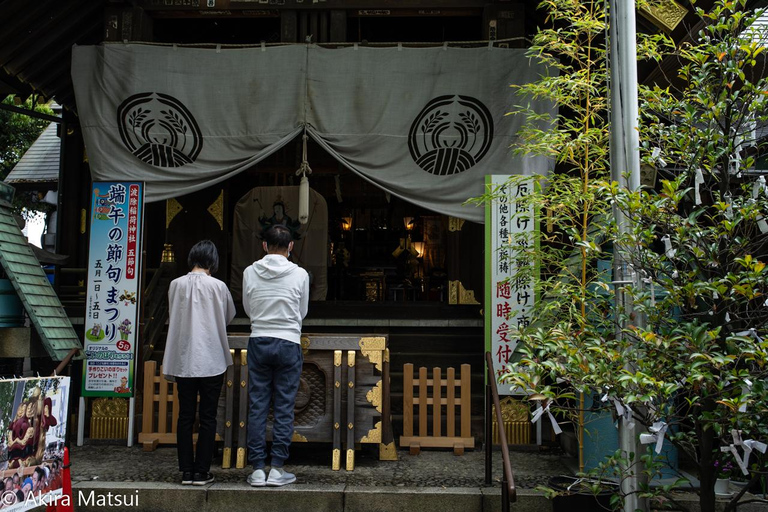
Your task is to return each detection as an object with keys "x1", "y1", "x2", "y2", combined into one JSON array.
[
  {"x1": 187, "y1": 240, "x2": 219, "y2": 273},
  {"x1": 34, "y1": 467, "x2": 44, "y2": 481},
  {"x1": 263, "y1": 225, "x2": 292, "y2": 250}
]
